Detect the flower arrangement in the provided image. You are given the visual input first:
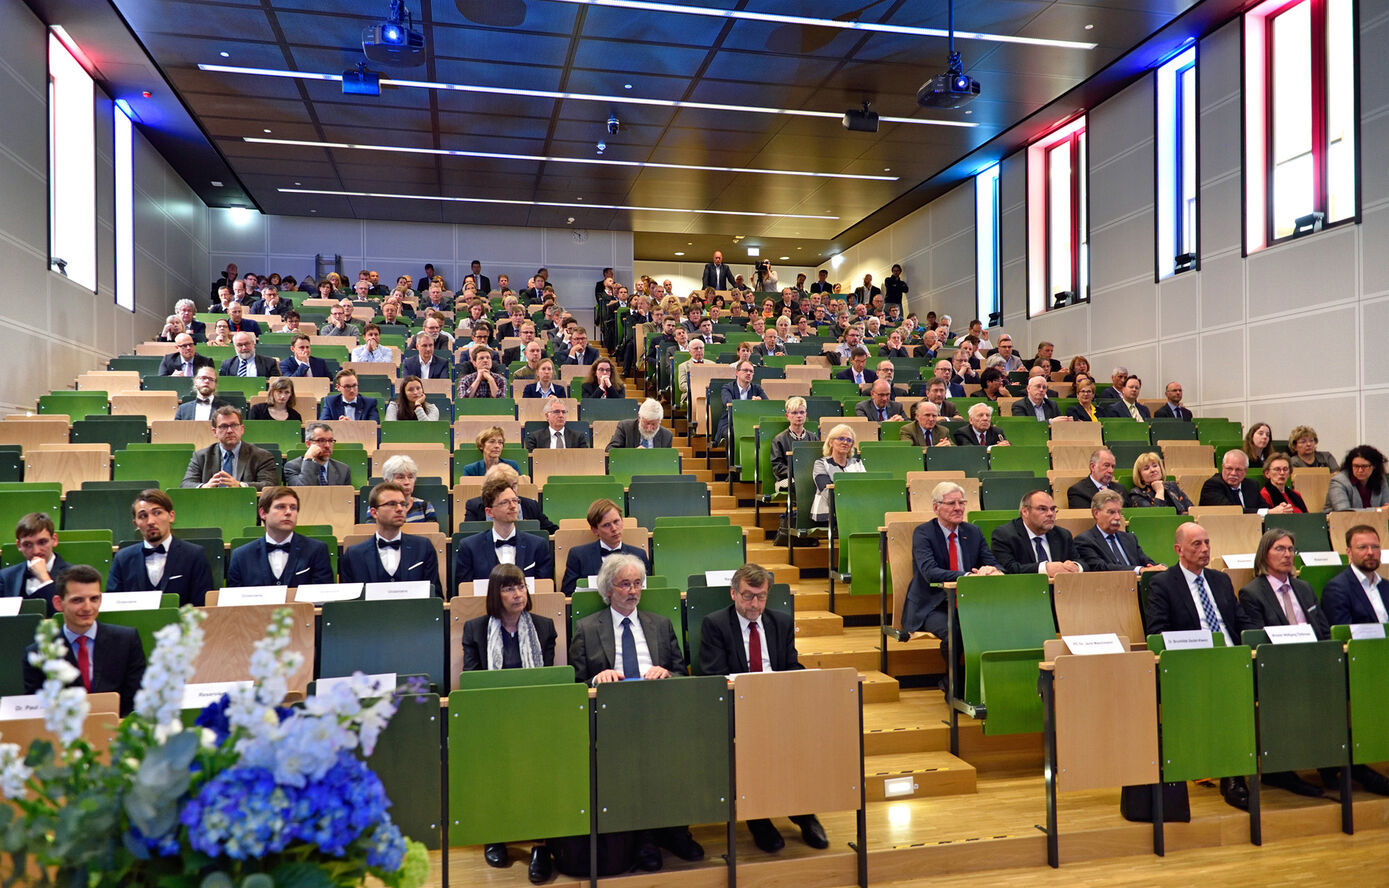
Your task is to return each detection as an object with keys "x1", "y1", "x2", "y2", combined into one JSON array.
[{"x1": 0, "y1": 607, "x2": 430, "y2": 888}]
